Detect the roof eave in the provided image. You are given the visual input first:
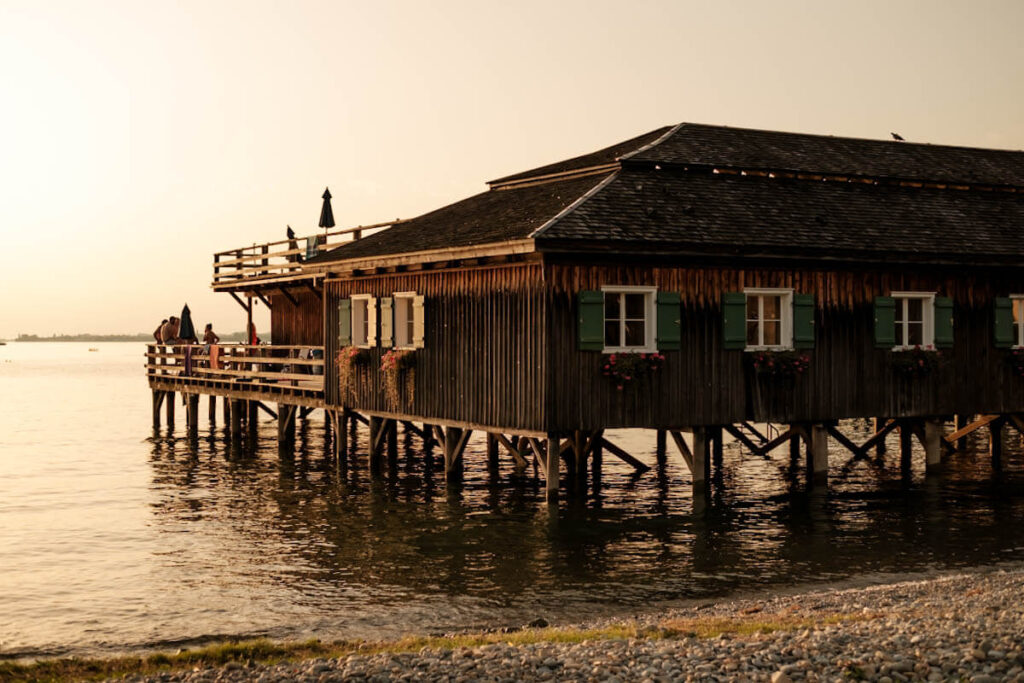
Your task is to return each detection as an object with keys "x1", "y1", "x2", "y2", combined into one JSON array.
[{"x1": 306, "y1": 239, "x2": 538, "y2": 277}]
